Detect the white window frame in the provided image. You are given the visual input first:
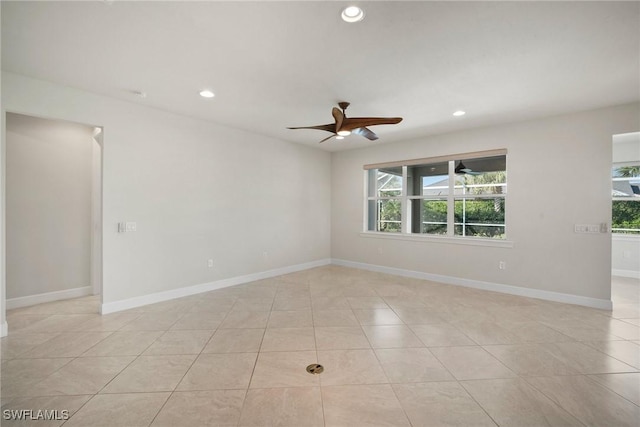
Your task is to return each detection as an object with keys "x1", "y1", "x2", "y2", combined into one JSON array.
[{"x1": 363, "y1": 150, "x2": 512, "y2": 248}]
